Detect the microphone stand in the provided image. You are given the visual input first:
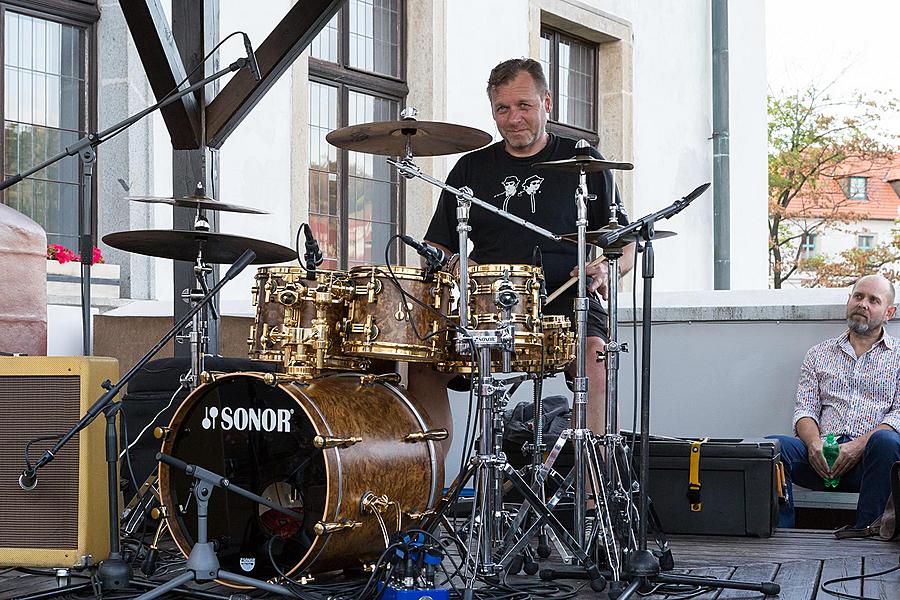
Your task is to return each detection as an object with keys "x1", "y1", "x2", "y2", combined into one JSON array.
[
  {"x1": 598, "y1": 187, "x2": 778, "y2": 599},
  {"x1": 0, "y1": 54, "x2": 257, "y2": 356},
  {"x1": 18, "y1": 250, "x2": 257, "y2": 591}
]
